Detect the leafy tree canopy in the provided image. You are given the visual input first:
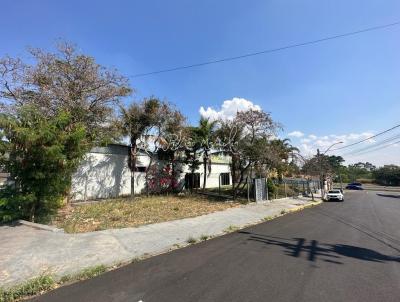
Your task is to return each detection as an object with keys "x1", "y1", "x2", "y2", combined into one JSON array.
[{"x1": 0, "y1": 106, "x2": 88, "y2": 222}]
